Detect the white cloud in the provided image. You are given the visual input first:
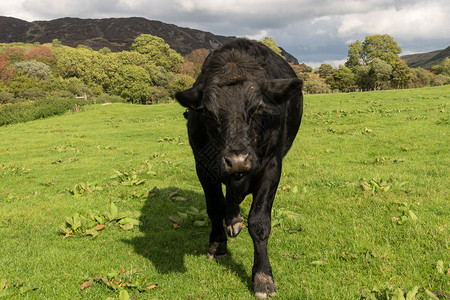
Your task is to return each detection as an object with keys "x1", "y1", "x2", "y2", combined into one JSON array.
[
  {"x1": 337, "y1": 2, "x2": 449, "y2": 40},
  {"x1": 306, "y1": 58, "x2": 347, "y2": 69},
  {"x1": 242, "y1": 30, "x2": 269, "y2": 41}
]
